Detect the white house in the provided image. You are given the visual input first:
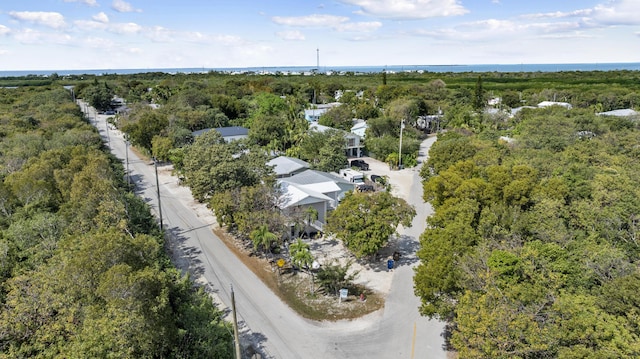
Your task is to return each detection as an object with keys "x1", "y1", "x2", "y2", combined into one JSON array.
[
  {"x1": 267, "y1": 156, "x2": 310, "y2": 178},
  {"x1": 596, "y1": 109, "x2": 639, "y2": 117},
  {"x1": 351, "y1": 120, "x2": 368, "y2": 139},
  {"x1": 277, "y1": 169, "x2": 356, "y2": 229},
  {"x1": 304, "y1": 102, "x2": 342, "y2": 122},
  {"x1": 310, "y1": 122, "x2": 364, "y2": 158},
  {"x1": 304, "y1": 108, "x2": 328, "y2": 122},
  {"x1": 192, "y1": 126, "x2": 249, "y2": 142},
  {"x1": 538, "y1": 101, "x2": 573, "y2": 109}
]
